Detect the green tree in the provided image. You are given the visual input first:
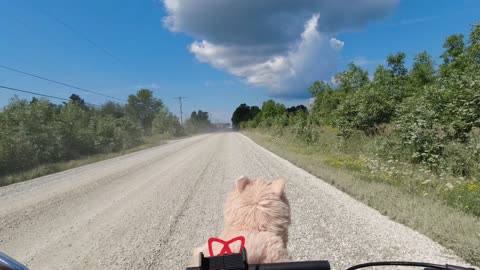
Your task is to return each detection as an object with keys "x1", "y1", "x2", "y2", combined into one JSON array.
[
  {"x1": 334, "y1": 63, "x2": 369, "y2": 93},
  {"x1": 308, "y1": 81, "x2": 343, "y2": 125},
  {"x1": 286, "y1": 105, "x2": 307, "y2": 115},
  {"x1": 410, "y1": 51, "x2": 436, "y2": 86},
  {"x1": 185, "y1": 110, "x2": 213, "y2": 133},
  {"x1": 58, "y1": 103, "x2": 96, "y2": 158},
  {"x1": 231, "y1": 104, "x2": 252, "y2": 129},
  {"x1": 152, "y1": 108, "x2": 184, "y2": 136},
  {"x1": 308, "y1": 80, "x2": 330, "y2": 96},
  {"x1": 125, "y1": 89, "x2": 164, "y2": 132},
  {"x1": 69, "y1": 94, "x2": 85, "y2": 105},
  {"x1": 101, "y1": 101, "x2": 125, "y2": 118},
  {"x1": 336, "y1": 82, "x2": 395, "y2": 136},
  {"x1": 387, "y1": 52, "x2": 408, "y2": 77},
  {"x1": 249, "y1": 106, "x2": 261, "y2": 119},
  {"x1": 441, "y1": 34, "x2": 465, "y2": 65},
  {"x1": 466, "y1": 23, "x2": 480, "y2": 66},
  {"x1": 0, "y1": 97, "x2": 62, "y2": 173},
  {"x1": 257, "y1": 99, "x2": 286, "y2": 127},
  {"x1": 231, "y1": 103, "x2": 261, "y2": 129},
  {"x1": 439, "y1": 34, "x2": 466, "y2": 77},
  {"x1": 385, "y1": 52, "x2": 409, "y2": 101}
]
